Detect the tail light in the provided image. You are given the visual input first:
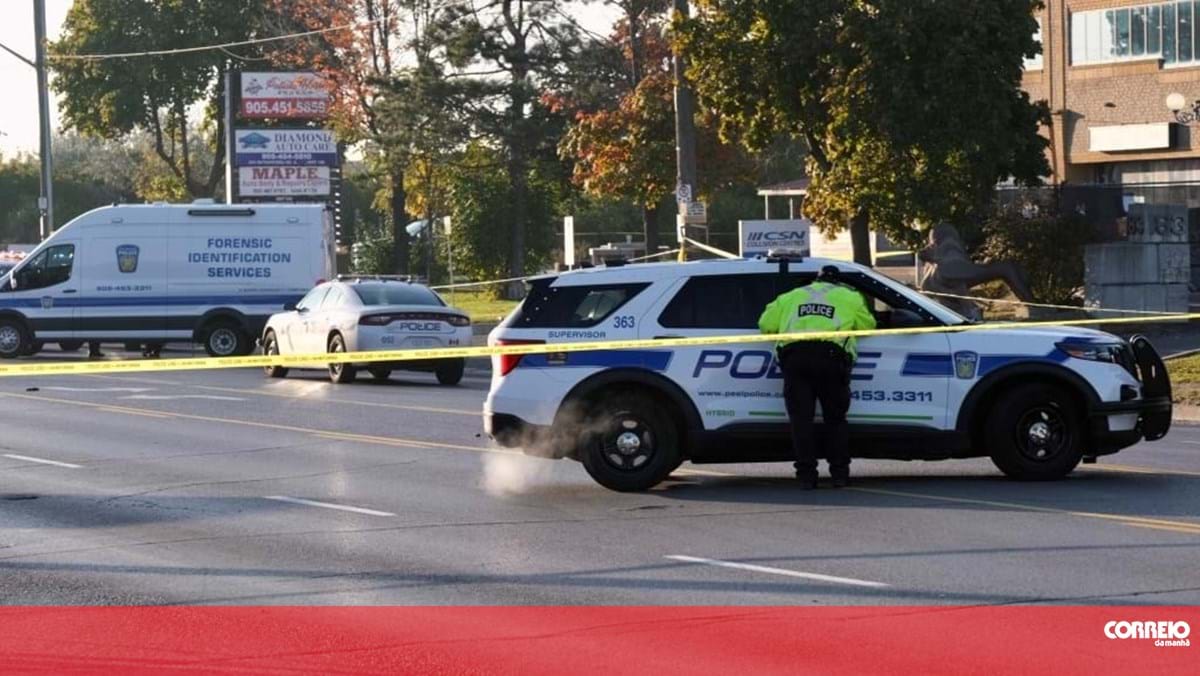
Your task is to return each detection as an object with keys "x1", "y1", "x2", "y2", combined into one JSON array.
[
  {"x1": 359, "y1": 312, "x2": 471, "y2": 327},
  {"x1": 445, "y1": 315, "x2": 471, "y2": 327},
  {"x1": 359, "y1": 314, "x2": 391, "y2": 326},
  {"x1": 495, "y1": 339, "x2": 544, "y2": 376}
]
